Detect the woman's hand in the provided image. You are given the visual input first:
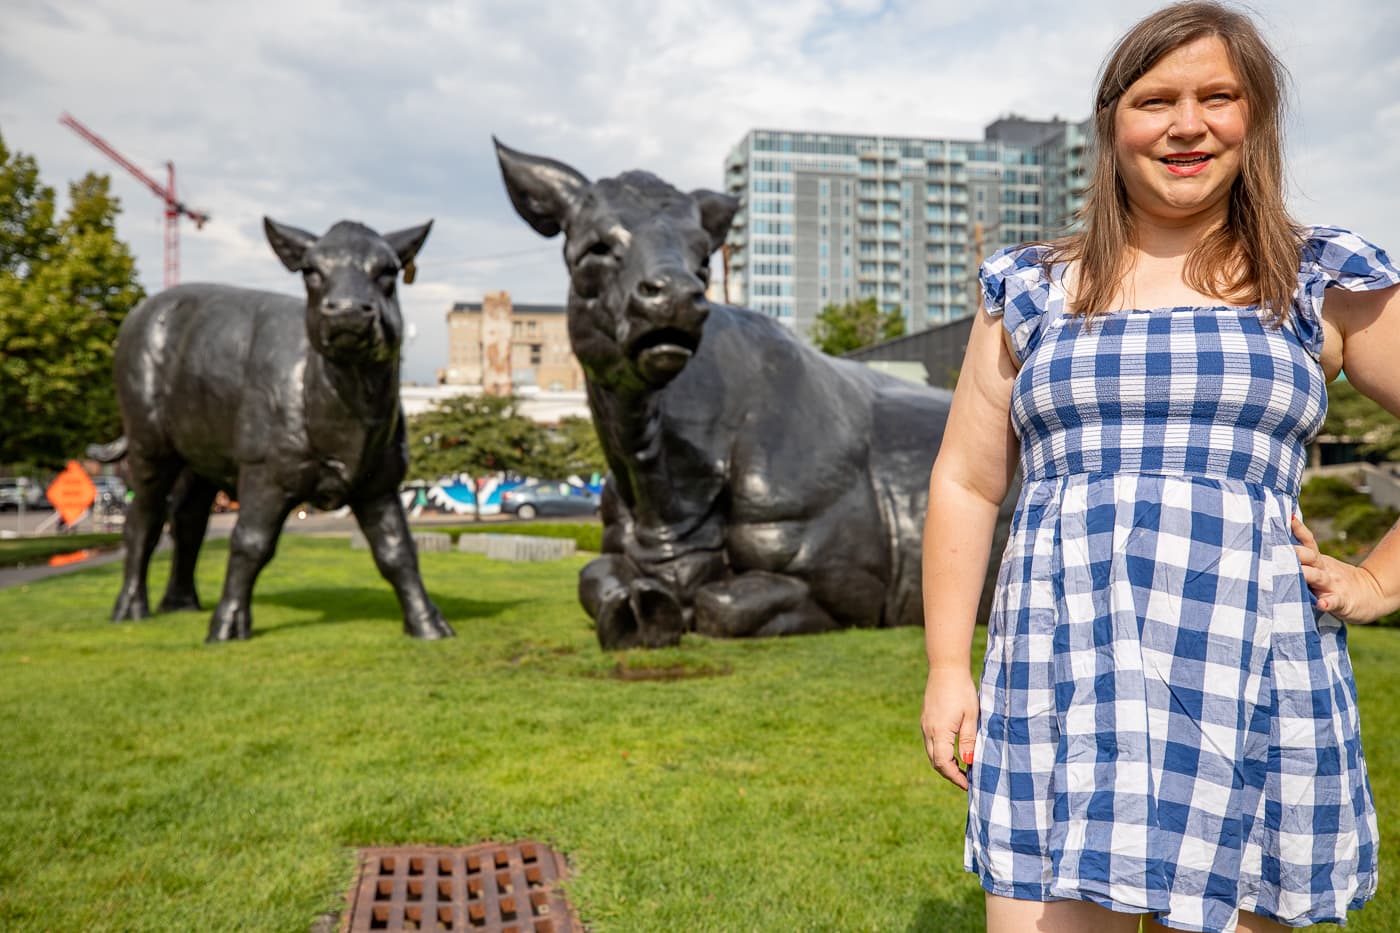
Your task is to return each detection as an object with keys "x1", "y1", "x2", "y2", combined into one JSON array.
[
  {"x1": 922, "y1": 667, "x2": 980, "y2": 790},
  {"x1": 1293, "y1": 514, "x2": 1387, "y2": 623}
]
